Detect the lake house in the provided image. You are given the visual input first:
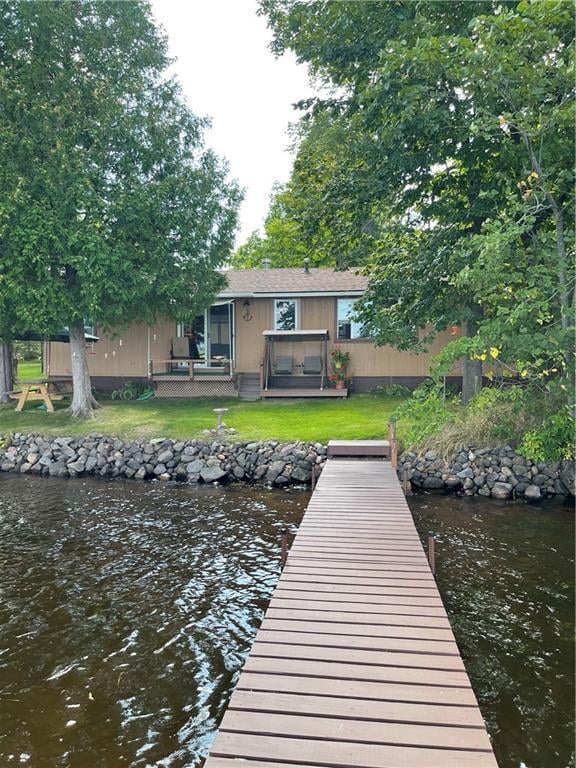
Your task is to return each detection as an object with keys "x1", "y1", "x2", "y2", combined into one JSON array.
[{"x1": 44, "y1": 266, "x2": 461, "y2": 399}]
